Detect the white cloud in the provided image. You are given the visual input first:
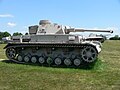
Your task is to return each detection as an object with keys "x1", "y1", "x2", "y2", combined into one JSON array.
[
  {"x1": 7, "y1": 22, "x2": 16, "y2": 27},
  {"x1": 0, "y1": 14, "x2": 14, "y2": 18}
]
